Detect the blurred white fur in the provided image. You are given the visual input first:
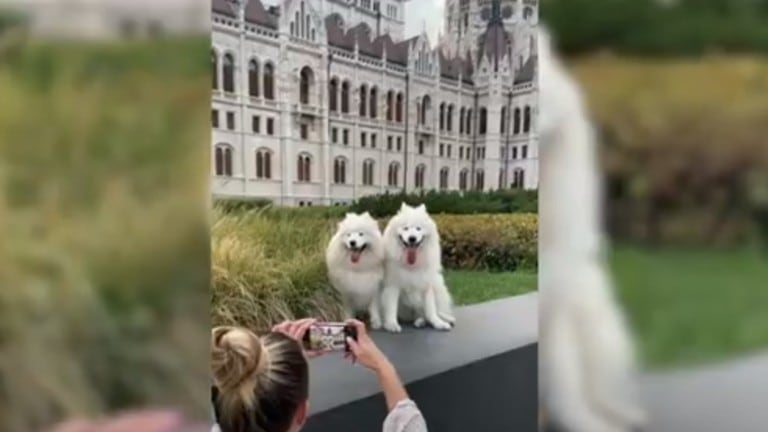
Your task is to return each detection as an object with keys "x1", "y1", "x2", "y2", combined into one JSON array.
[{"x1": 537, "y1": 27, "x2": 647, "y2": 432}]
